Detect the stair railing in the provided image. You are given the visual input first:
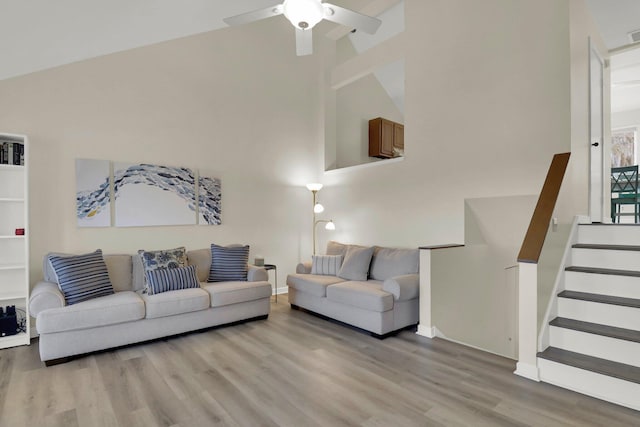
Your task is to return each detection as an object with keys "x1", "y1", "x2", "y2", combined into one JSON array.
[{"x1": 515, "y1": 152, "x2": 570, "y2": 381}]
